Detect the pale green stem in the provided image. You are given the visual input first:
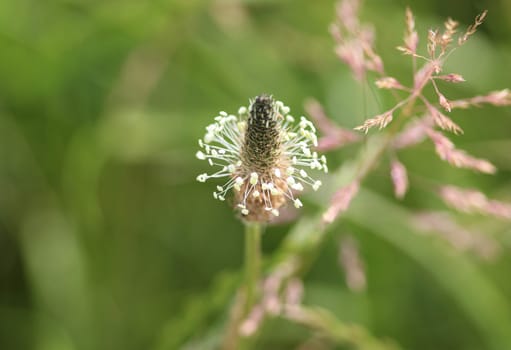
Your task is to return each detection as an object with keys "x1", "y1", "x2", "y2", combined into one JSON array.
[
  {"x1": 244, "y1": 222, "x2": 262, "y2": 315},
  {"x1": 220, "y1": 222, "x2": 263, "y2": 350}
]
